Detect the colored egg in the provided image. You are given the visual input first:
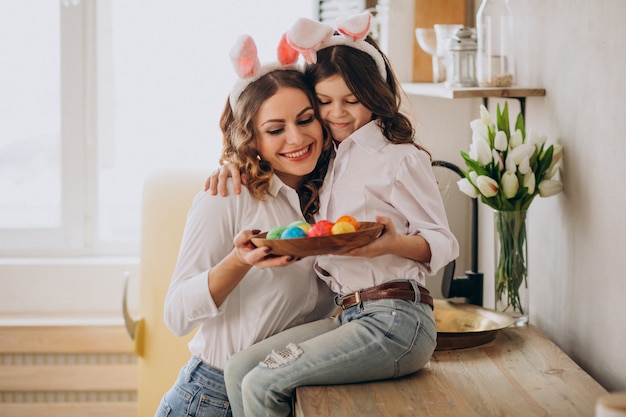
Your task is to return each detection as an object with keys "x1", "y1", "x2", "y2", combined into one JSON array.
[
  {"x1": 266, "y1": 226, "x2": 287, "y2": 240},
  {"x1": 288, "y1": 220, "x2": 311, "y2": 233},
  {"x1": 335, "y1": 215, "x2": 359, "y2": 230},
  {"x1": 280, "y1": 226, "x2": 307, "y2": 239},
  {"x1": 307, "y1": 220, "x2": 334, "y2": 237},
  {"x1": 331, "y1": 221, "x2": 356, "y2": 235}
]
